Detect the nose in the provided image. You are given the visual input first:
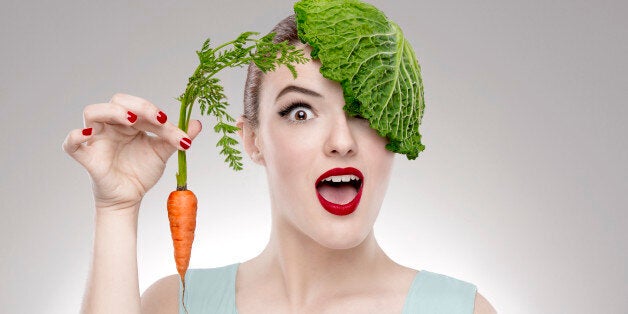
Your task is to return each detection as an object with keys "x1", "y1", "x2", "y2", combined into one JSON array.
[{"x1": 324, "y1": 113, "x2": 357, "y2": 157}]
